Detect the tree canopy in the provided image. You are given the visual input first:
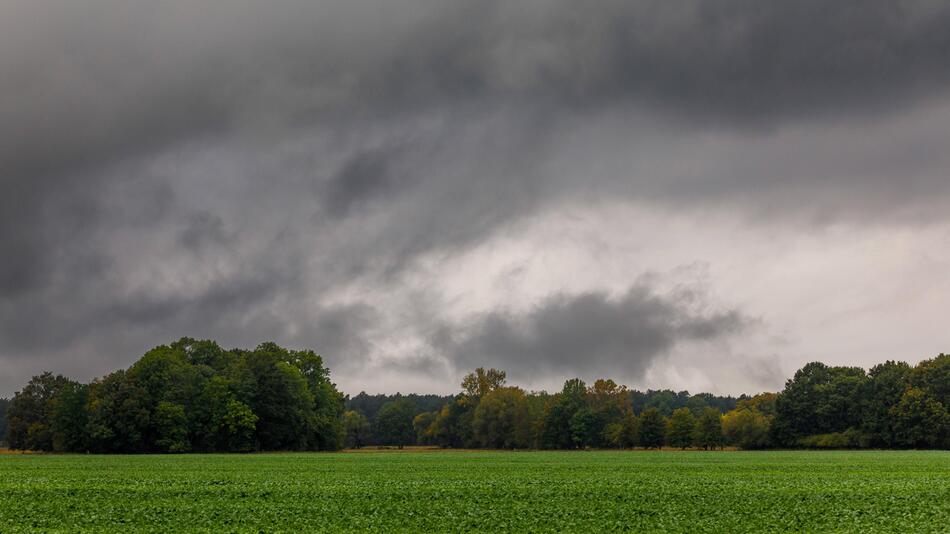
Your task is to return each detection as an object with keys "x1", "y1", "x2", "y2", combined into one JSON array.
[
  {"x1": 0, "y1": 397, "x2": 9, "y2": 446},
  {"x1": 5, "y1": 338, "x2": 344, "y2": 453},
  {"x1": 6, "y1": 347, "x2": 949, "y2": 452}
]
